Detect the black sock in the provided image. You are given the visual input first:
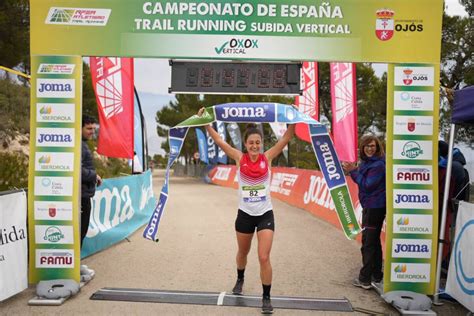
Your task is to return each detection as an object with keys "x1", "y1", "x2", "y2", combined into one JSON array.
[
  {"x1": 237, "y1": 269, "x2": 245, "y2": 280},
  {"x1": 262, "y1": 284, "x2": 271, "y2": 298}
]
